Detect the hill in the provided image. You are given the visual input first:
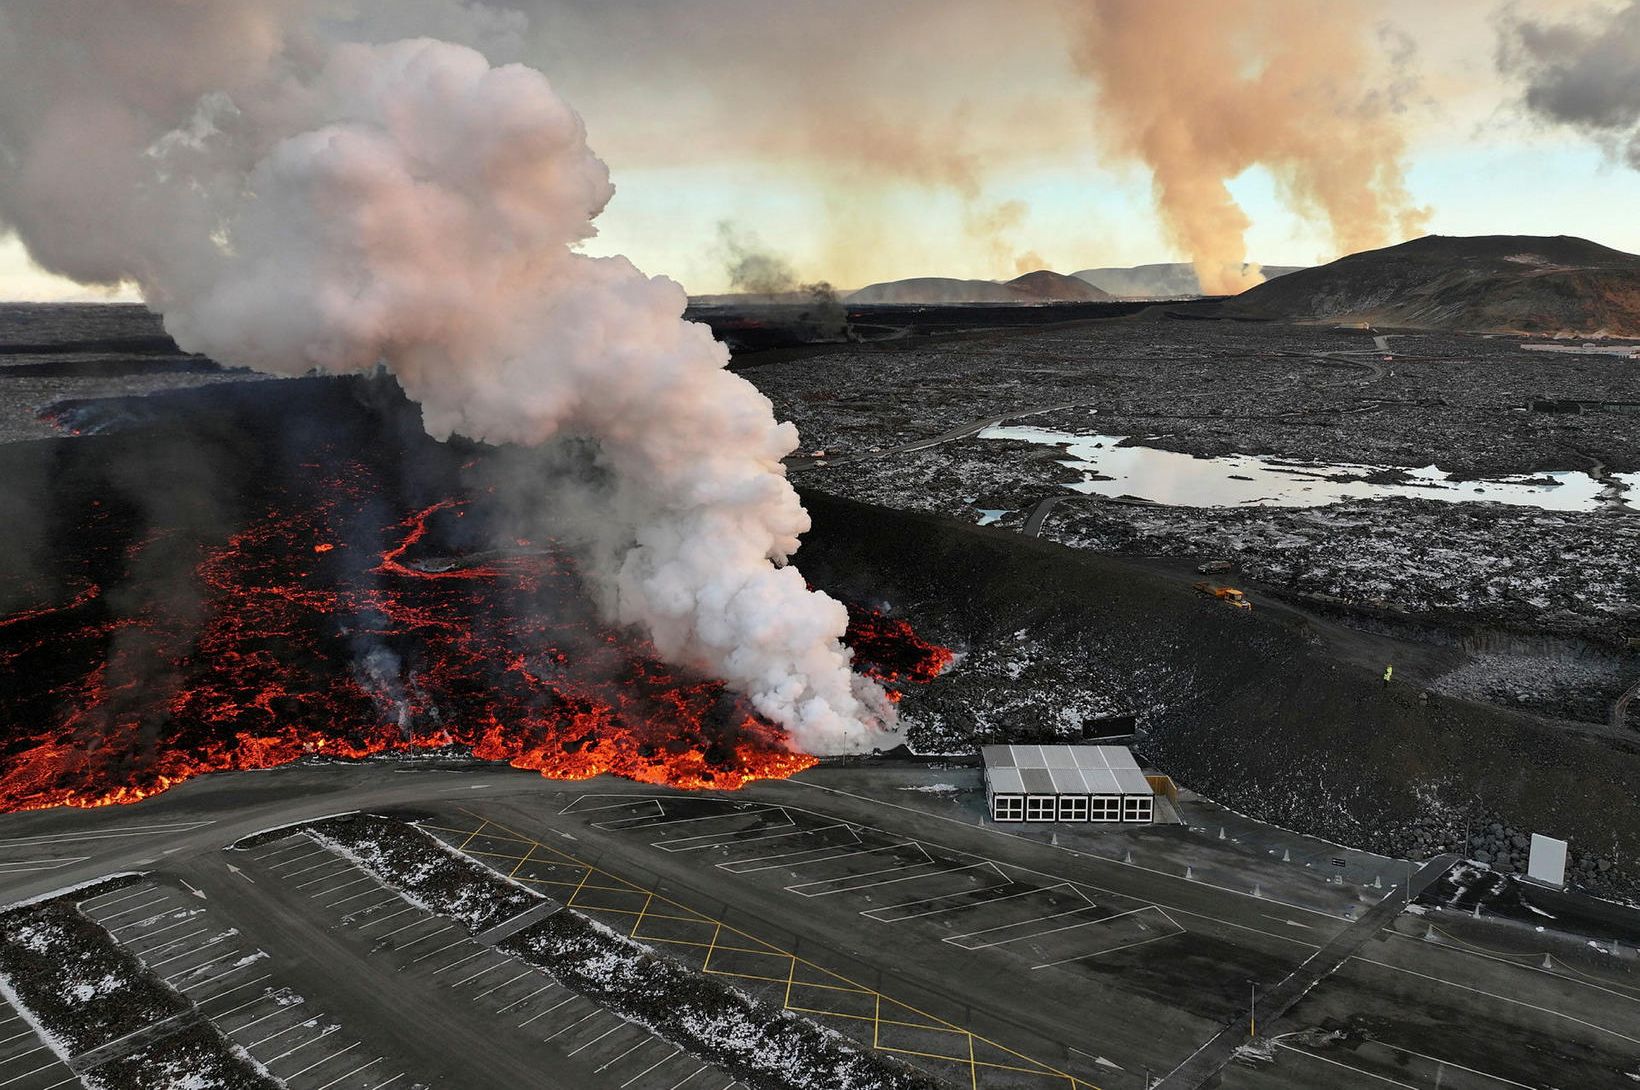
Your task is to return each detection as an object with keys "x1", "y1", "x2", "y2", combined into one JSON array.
[
  {"x1": 1072, "y1": 262, "x2": 1306, "y2": 298},
  {"x1": 1229, "y1": 234, "x2": 1640, "y2": 334},
  {"x1": 848, "y1": 270, "x2": 1110, "y2": 305}
]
